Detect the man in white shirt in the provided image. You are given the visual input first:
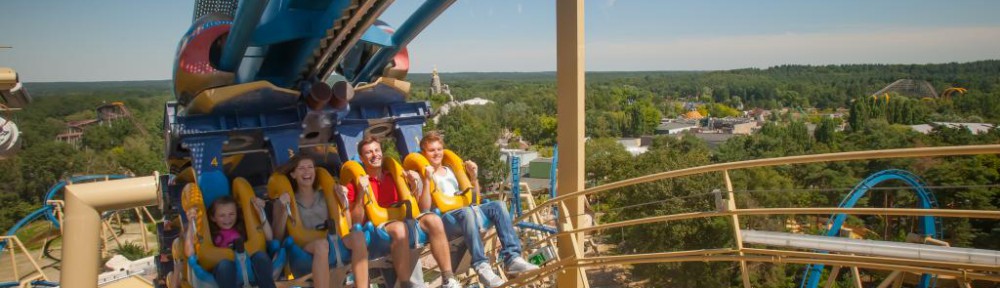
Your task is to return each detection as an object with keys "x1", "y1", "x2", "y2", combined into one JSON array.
[{"x1": 418, "y1": 131, "x2": 539, "y2": 287}]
